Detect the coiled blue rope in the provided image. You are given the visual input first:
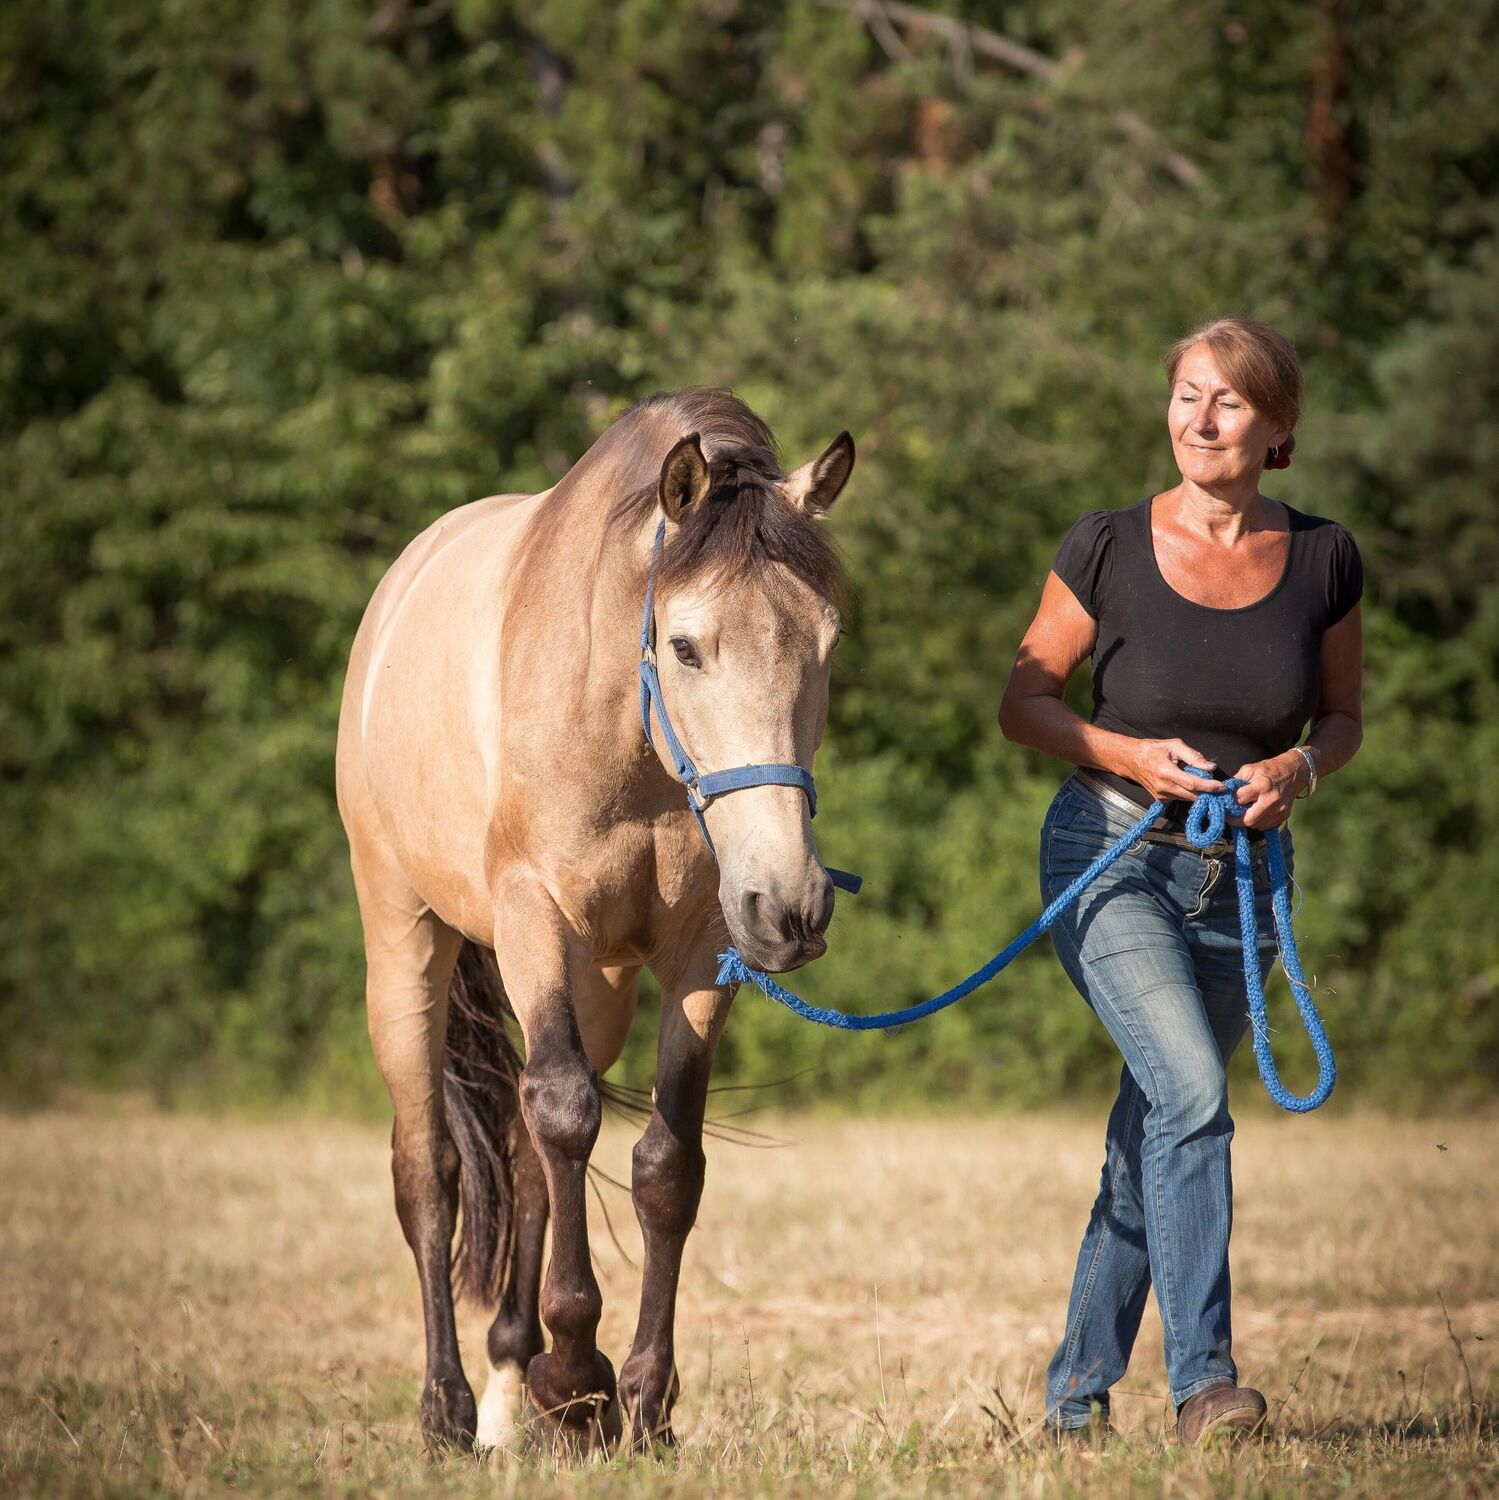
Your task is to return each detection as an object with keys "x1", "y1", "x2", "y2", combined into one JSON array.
[{"x1": 715, "y1": 768, "x2": 1336, "y2": 1113}]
